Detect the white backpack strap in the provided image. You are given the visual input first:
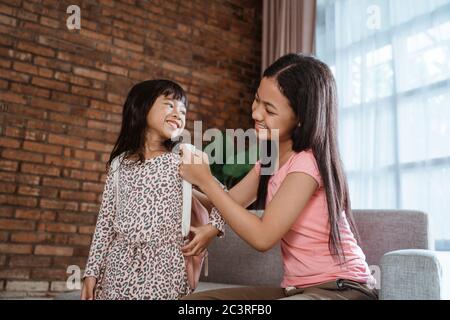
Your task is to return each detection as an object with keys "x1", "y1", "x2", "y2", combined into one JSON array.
[
  {"x1": 111, "y1": 153, "x2": 124, "y2": 210},
  {"x1": 181, "y1": 144, "x2": 196, "y2": 238}
]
